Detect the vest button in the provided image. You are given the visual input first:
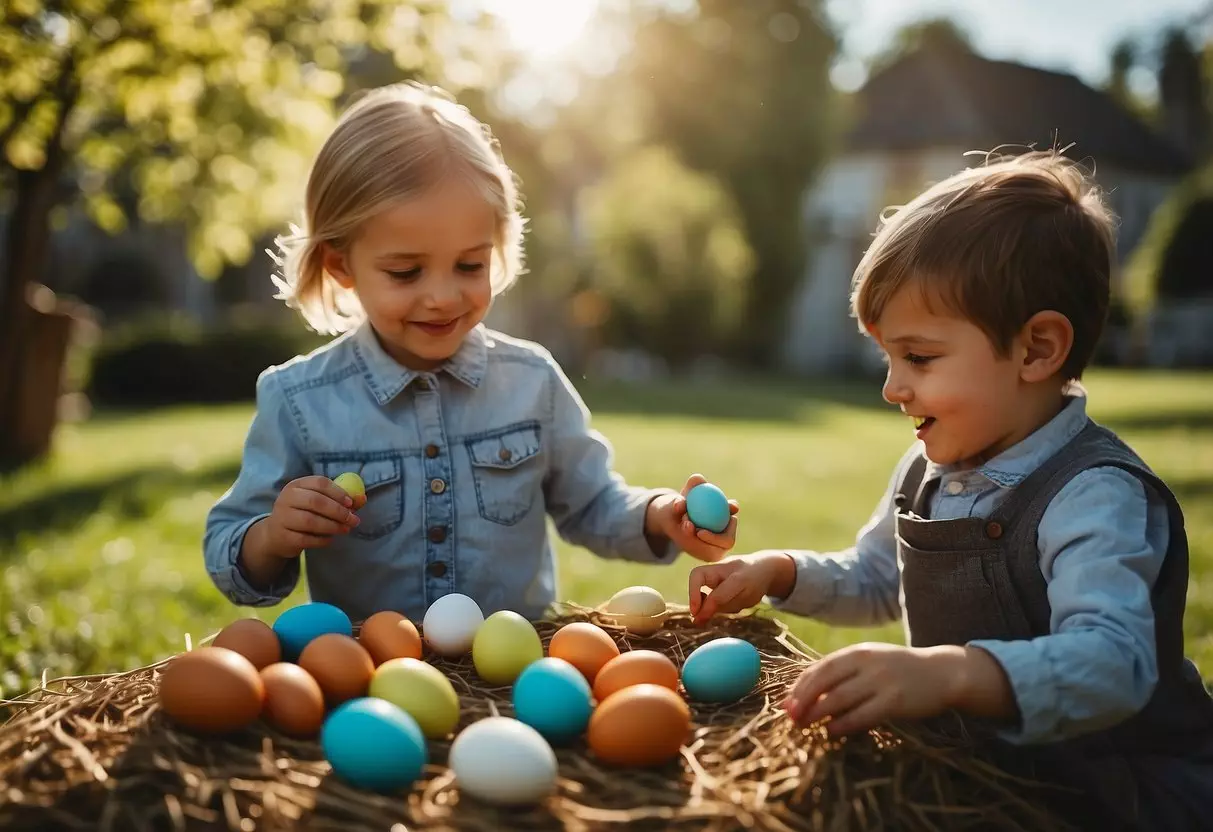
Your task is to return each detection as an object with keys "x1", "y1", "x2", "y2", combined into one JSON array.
[
  {"x1": 425, "y1": 444, "x2": 440, "y2": 458},
  {"x1": 985, "y1": 521, "x2": 1004, "y2": 539},
  {"x1": 429, "y1": 478, "x2": 446, "y2": 494},
  {"x1": 428, "y1": 525, "x2": 447, "y2": 543},
  {"x1": 427, "y1": 561, "x2": 447, "y2": 578}
]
